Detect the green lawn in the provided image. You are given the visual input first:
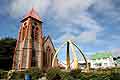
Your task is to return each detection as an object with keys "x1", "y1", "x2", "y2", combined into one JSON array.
[{"x1": 0, "y1": 67, "x2": 120, "y2": 80}]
